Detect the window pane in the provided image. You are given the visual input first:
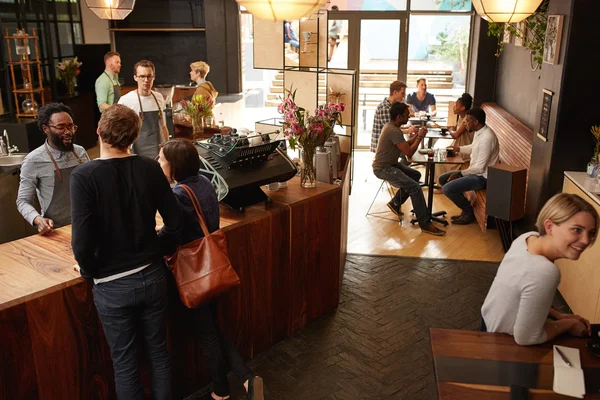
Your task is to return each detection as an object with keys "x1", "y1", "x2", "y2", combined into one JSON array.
[
  {"x1": 57, "y1": 23, "x2": 74, "y2": 56},
  {"x1": 410, "y1": 0, "x2": 472, "y2": 11},
  {"x1": 327, "y1": 18, "x2": 348, "y2": 69},
  {"x1": 73, "y1": 23, "x2": 83, "y2": 44},
  {"x1": 332, "y1": 0, "x2": 406, "y2": 11},
  {"x1": 408, "y1": 15, "x2": 471, "y2": 118}
]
